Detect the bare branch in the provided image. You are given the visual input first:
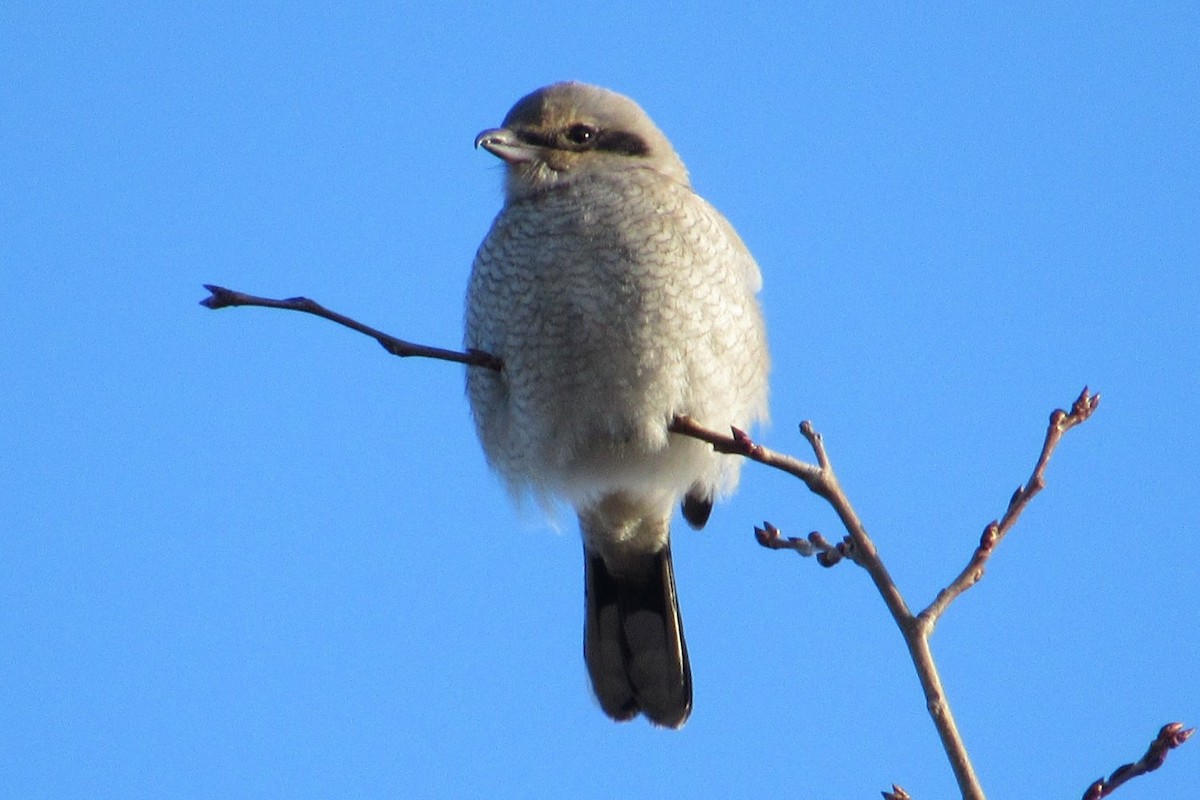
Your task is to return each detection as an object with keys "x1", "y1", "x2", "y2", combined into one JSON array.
[
  {"x1": 1081, "y1": 722, "x2": 1194, "y2": 799},
  {"x1": 882, "y1": 785, "x2": 912, "y2": 800},
  {"x1": 667, "y1": 415, "x2": 822, "y2": 485},
  {"x1": 753, "y1": 522, "x2": 848, "y2": 567},
  {"x1": 667, "y1": 416, "x2": 984, "y2": 798},
  {"x1": 920, "y1": 387, "x2": 1101, "y2": 627},
  {"x1": 669, "y1": 397, "x2": 1102, "y2": 800},
  {"x1": 201, "y1": 285, "x2": 1188, "y2": 799},
  {"x1": 200, "y1": 284, "x2": 502, "y2": 371}
]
